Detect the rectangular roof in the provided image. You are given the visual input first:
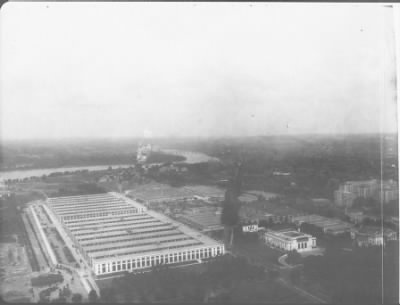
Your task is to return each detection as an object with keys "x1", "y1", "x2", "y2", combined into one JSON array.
[{"x1": 48, "y1": 192, "x2": 223, "y2": 263}]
